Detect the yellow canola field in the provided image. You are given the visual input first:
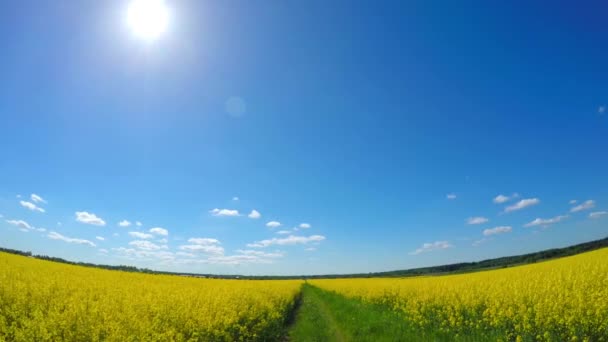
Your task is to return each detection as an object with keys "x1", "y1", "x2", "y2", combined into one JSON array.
[
  {"x1": 312, "y1": 248, "x2": 608, "y2": 341},
  {"x1": 0, "y1": 252, "x2": 301, "y2": 341}
]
